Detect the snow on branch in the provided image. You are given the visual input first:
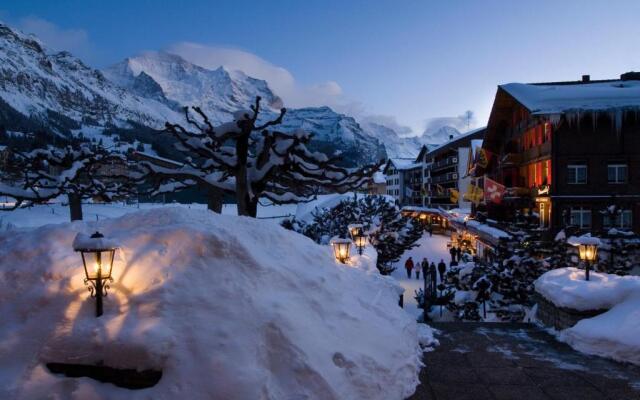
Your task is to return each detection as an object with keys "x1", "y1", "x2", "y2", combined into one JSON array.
[{"x1": 156, "y1": 96, "x2": 383, "y2": 216}]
